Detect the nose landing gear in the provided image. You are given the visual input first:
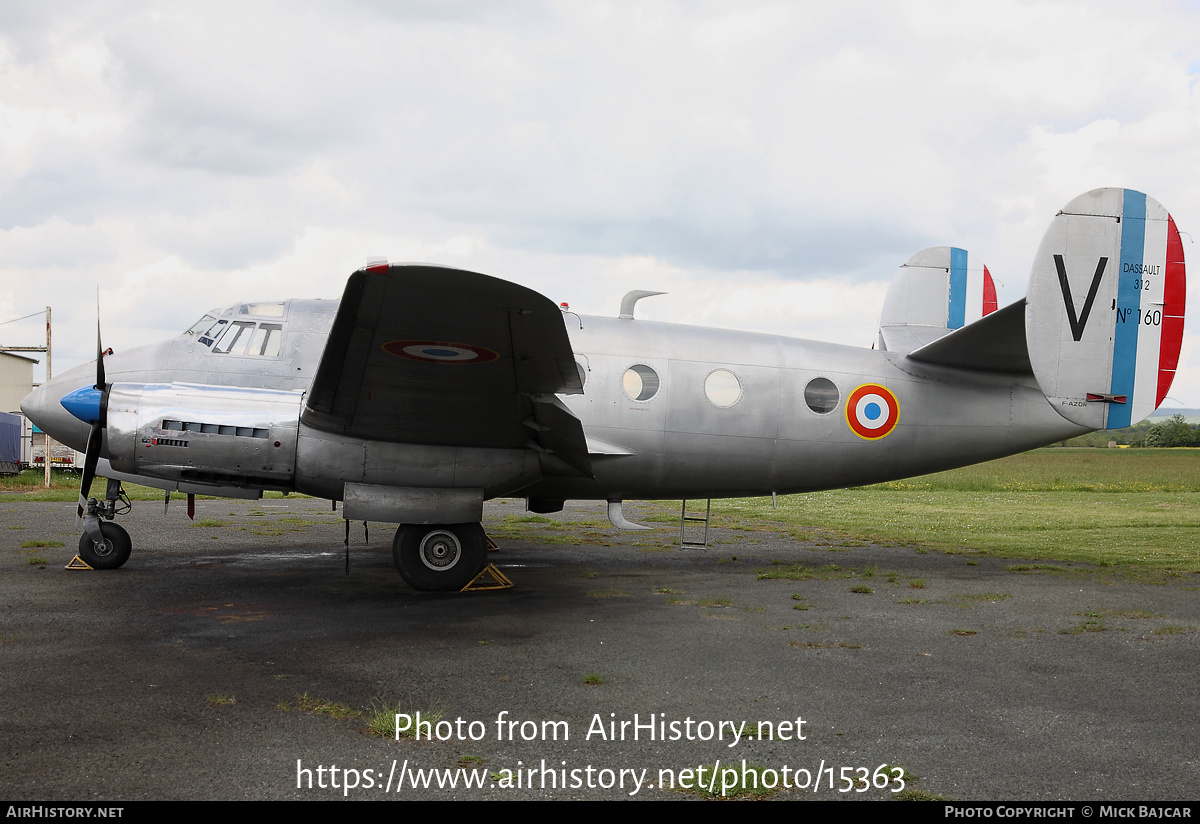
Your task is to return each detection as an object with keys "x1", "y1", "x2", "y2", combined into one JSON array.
[{"x1": 76, "y1": 478, "x2": 133, "y2": 570}]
